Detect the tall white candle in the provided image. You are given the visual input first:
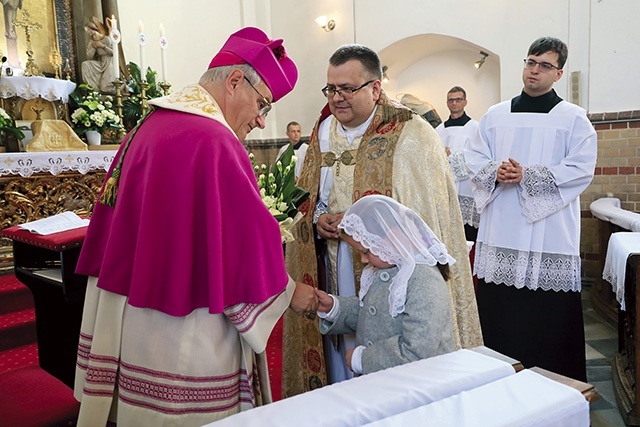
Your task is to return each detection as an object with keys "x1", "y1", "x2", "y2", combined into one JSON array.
[
  {"x1": 138, "y1": 20, "x2": 147, "y2": 81},
  {"x1": 159, "y1": 24, "x2": 168, "y2": 83},
  {"x1": 110, "y1": 15, "x2": 120, "y2": 80}
]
